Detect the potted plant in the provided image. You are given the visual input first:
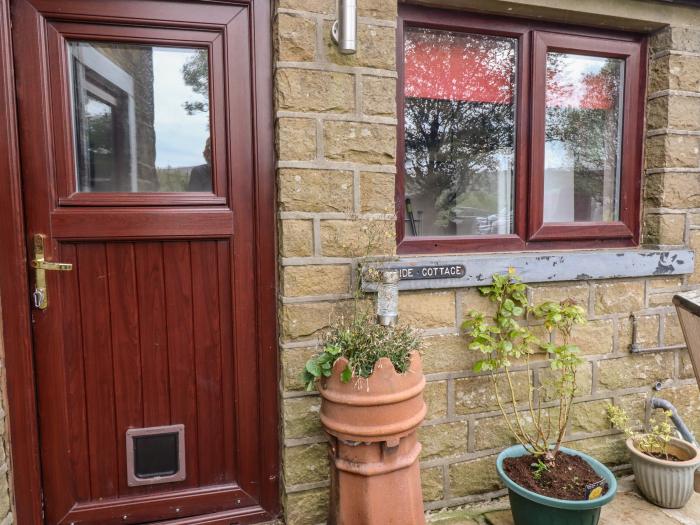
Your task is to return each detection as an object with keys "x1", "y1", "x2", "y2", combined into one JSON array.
[
  {"x1": 462, "y1": 270, "x2": 617, "y2": 525},
  {"x1": 607, "y1": 404, "x2": 700, "y2": 508},
  {"x1": 302, "y1": 302, "x2": 427, "y2": 525}
]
